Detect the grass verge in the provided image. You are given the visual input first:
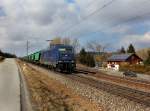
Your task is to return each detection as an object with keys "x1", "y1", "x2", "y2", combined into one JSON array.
[
  {"x1": 120, "y1": 64, "x2": 150, "y2": 75},
  {"x1": 18, "y1": 60, "x2": 102, "y2": 111}
]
